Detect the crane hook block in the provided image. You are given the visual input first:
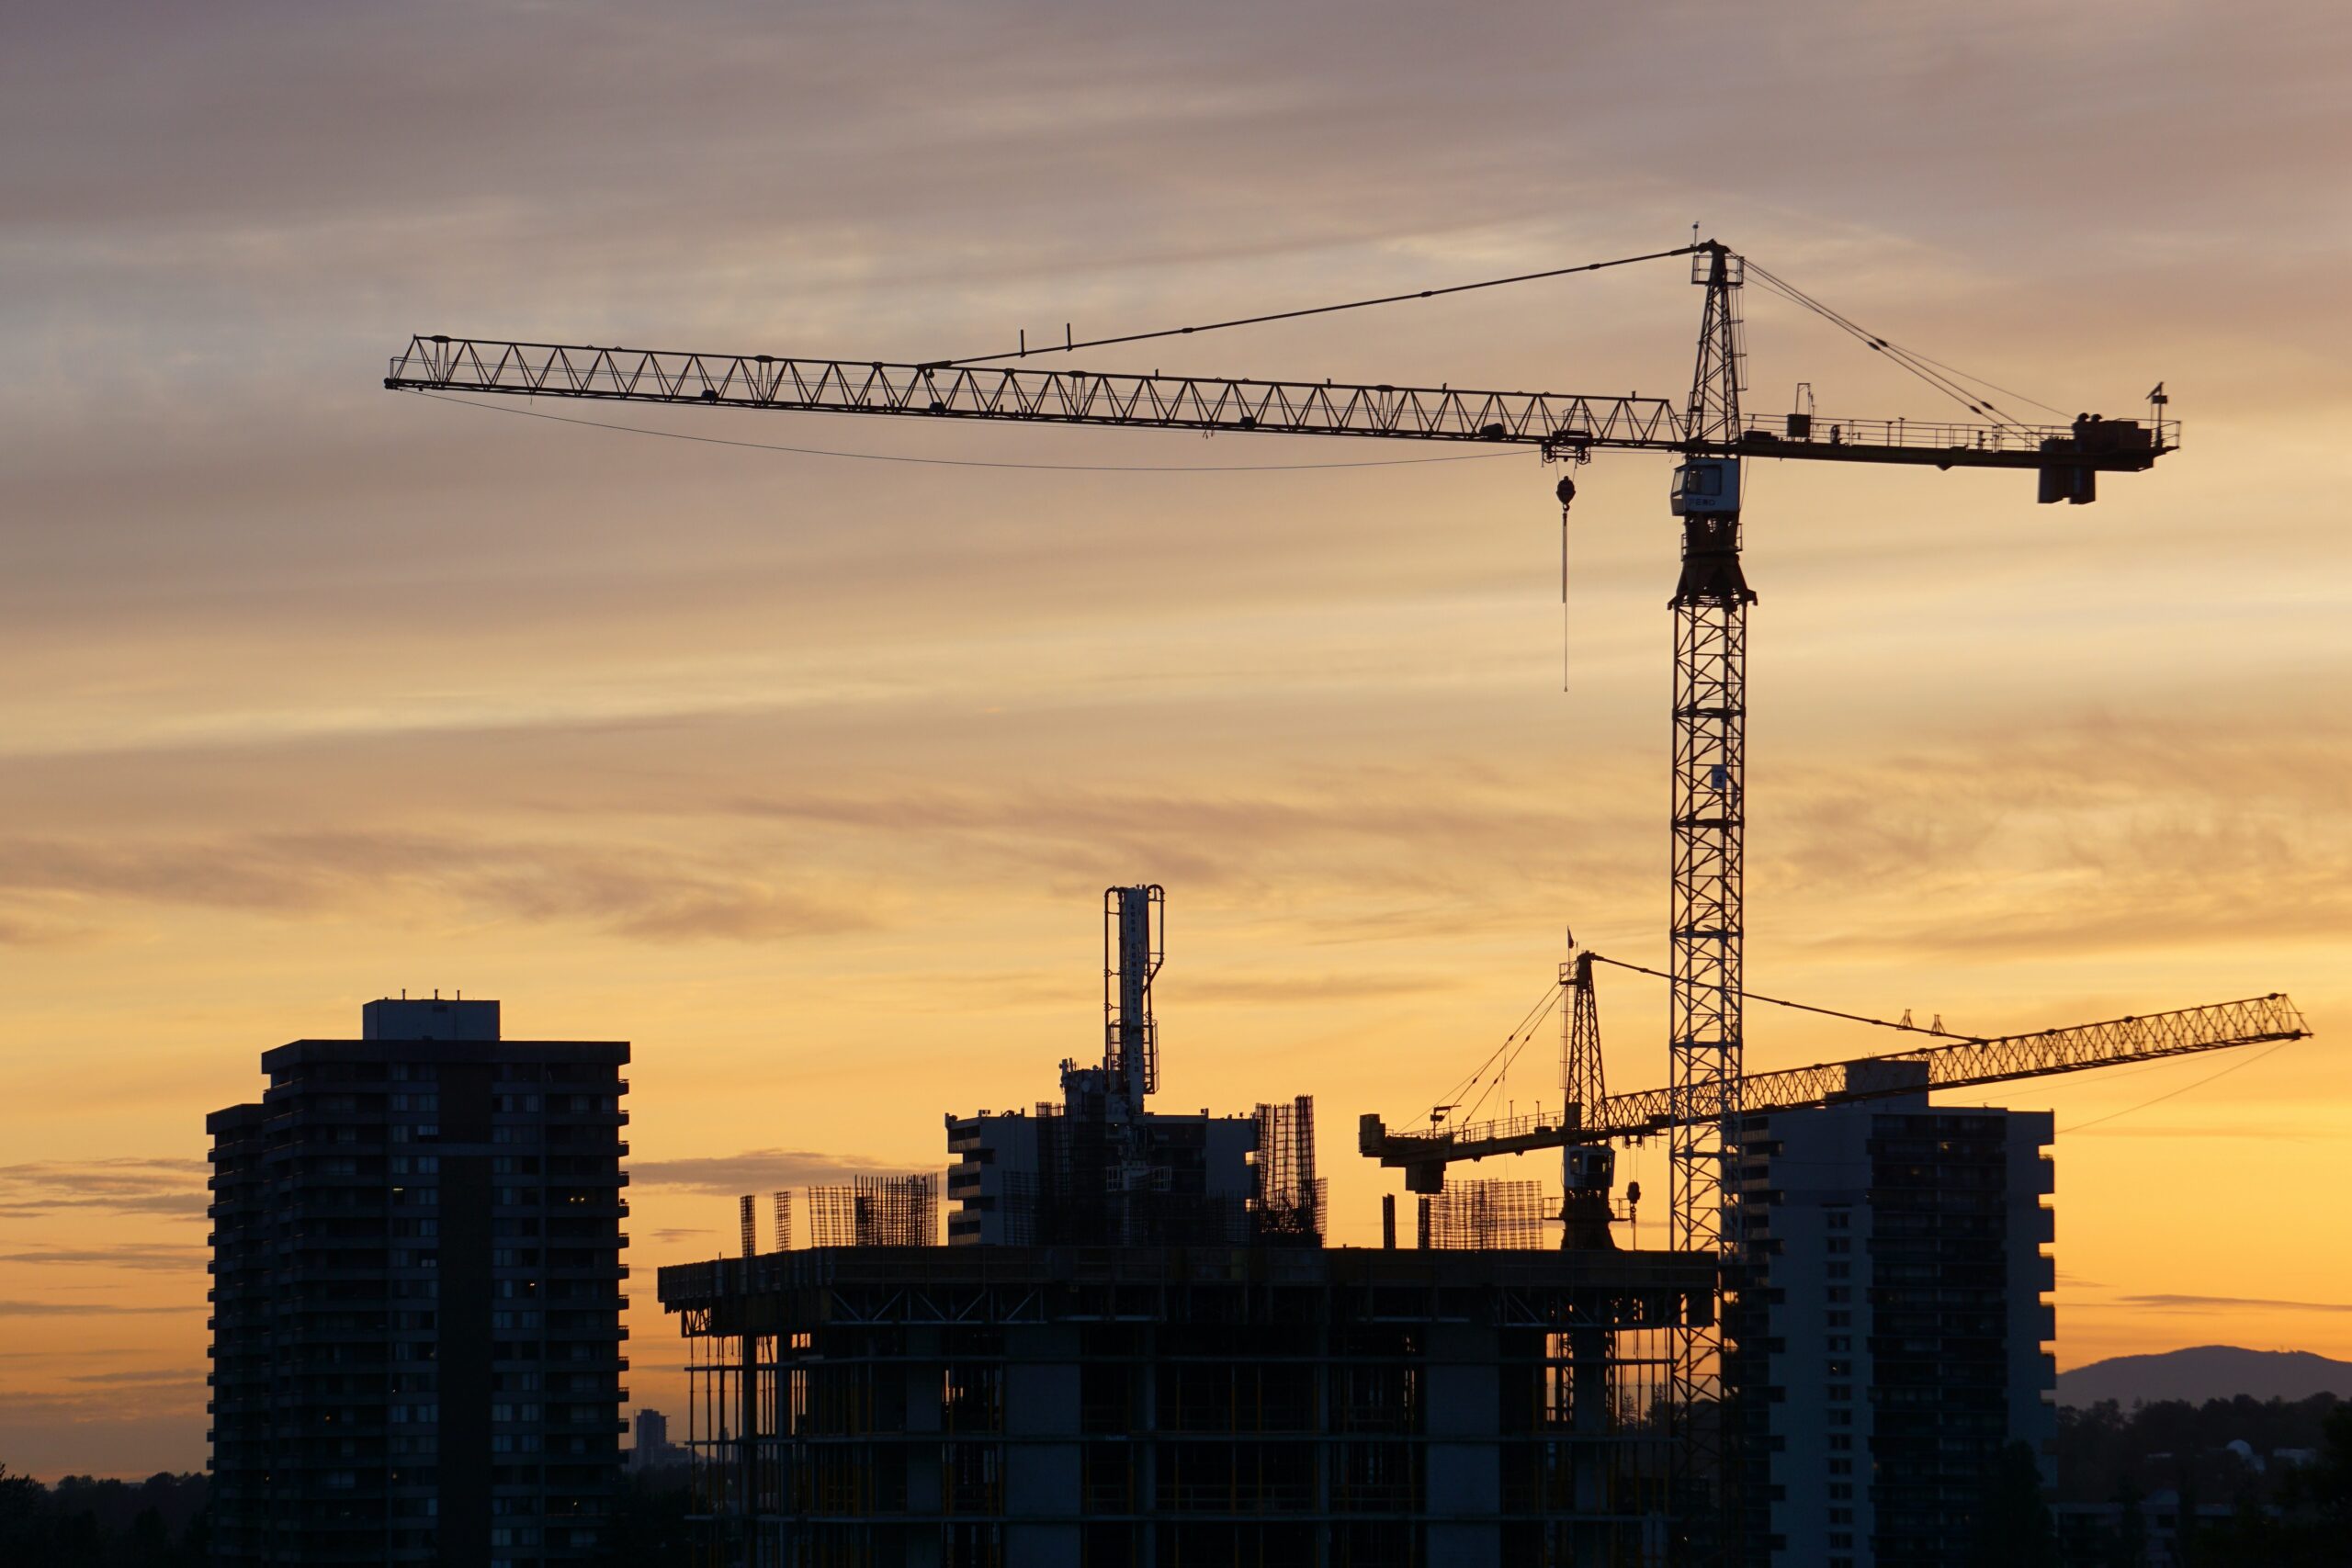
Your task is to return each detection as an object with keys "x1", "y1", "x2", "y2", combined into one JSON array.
[{"x1": 1555, "y1": 476, "x2": 1577, "y2": 512}]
